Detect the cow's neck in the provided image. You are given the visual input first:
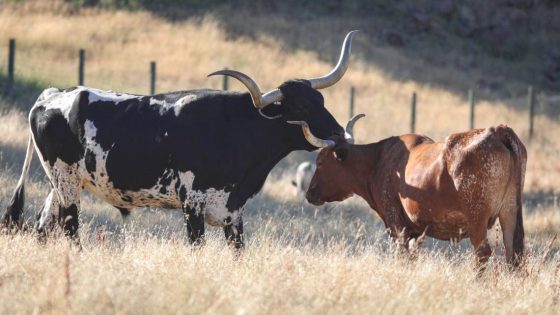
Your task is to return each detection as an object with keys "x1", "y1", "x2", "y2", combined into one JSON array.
[{"x1": 349, "y1": 142, "x2": 389, "y2": 214}]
